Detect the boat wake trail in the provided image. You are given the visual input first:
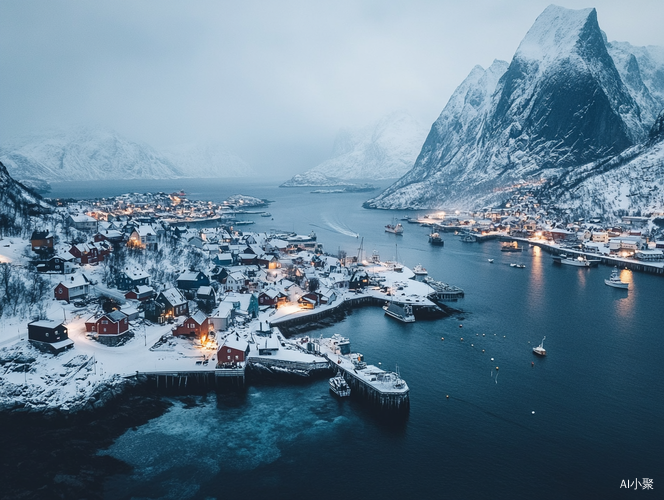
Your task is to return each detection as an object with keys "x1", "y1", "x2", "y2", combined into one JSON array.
[{"x1": 311, "y1": 215, "x2": 359, "y2": 238}]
